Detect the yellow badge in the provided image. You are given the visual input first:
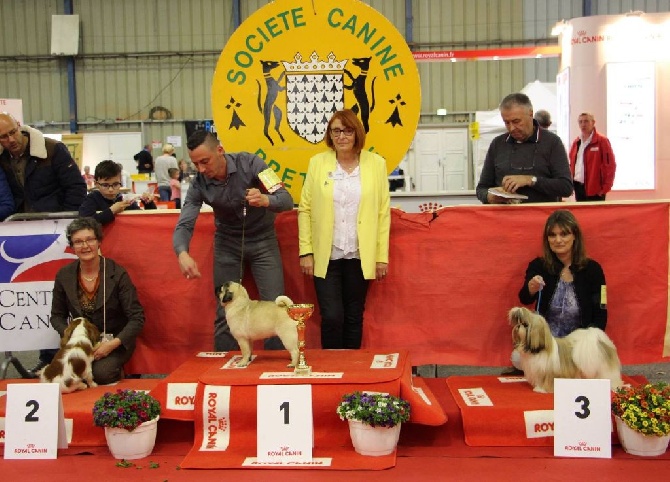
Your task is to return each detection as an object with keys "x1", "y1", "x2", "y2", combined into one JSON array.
[
  {"x1": 258, "y1": 167, "x2": 283, "y2": 193},
  {"x1": 211, "y1": 0, "x2": 421, "y2": 200}
]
